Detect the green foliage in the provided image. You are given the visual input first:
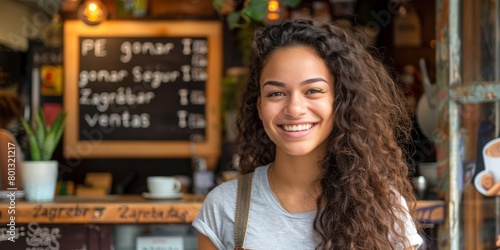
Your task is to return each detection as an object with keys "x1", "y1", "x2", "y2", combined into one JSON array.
[
  {"x1": 227, "y1": 12, "x2": 244, "y2": 30},
  {"x1": 243, "y1": 0, "x2": 268, "y2": 23},
  {"x1": 21, "y1": 109, "x2": 67, "y2": 161},
  {"x1": 213, "y1": 0, "x2": 303, "y2": 29},
  {"x1": 222, "y1": 73, "x2": 246, "y2": 112},
  {"x1": 213, "y1": 0, "x2": 303, "y2": 65},
  {"x1": 212, "y1": 0, "x2": 226, "y2": 11},
  {"x1": 221, "y1": 71, "x2": 247, "y2": 140},
  {"x1": 283, "y1": 0, "x2": 301, "y2": 8},
  {"x1": 236, "y1": 24, "x2": 258, "y2": 66}
]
